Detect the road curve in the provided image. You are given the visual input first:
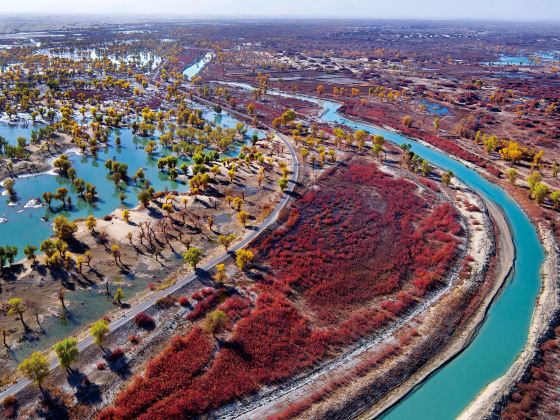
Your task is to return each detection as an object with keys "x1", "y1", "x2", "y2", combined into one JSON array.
[{"x1": 0, "y1": 107, "x2": 299, "y2": 401}]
